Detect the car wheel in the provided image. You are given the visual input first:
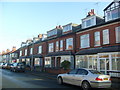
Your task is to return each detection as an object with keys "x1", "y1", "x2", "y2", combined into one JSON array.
[
  {"x1": 82, "y1": 81, "x2": 91, "y2": 90},
  {"x1": 58, "y1": 77, "x2": 63, "y2": 85}
]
